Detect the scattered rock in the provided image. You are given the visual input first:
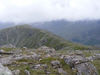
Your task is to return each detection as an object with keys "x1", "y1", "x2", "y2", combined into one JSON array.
[
  {"x1": 0, "y1": 63, "x2": 12, "y2": 75},
  {"x1": 23, "y1": 47, "x2": 27, "y2": 50},
  {"x1": 64, "y1": 54, "x2": 98, "y2": 75},
  {"x1": 51, "y1": 60, "x2": 61, "y2": 68},
  {"x1": 24, "y1": 70, "x2": 30, "y2": 75},
  {"x1": 13, "y1": 49, "x2": 22, "y2": 54},
  {"x1": 45, "y1": 54, "x2": 51, "y2": 58},
  {"x1": 33, "y1": 64, "x2": 41, "y2": 69},
  {"x1": 0, "y1": 49, "x2": 5, "y2": 52},
  {"x1": 0, "y1": 46, "x2": 99, "y2": 75},
  {"x1": 58, "y1": 68, "x2": 67, "y2": 75},
  {"x1": 38, "y1": 46, "x2": 56, "y2": 53},
  {"x1": 75, "y1": 62, "x2": 98, "y2": 75},
  {"x1": 42, "y1": 64, "x2": 48, "y2": 69},
  {"x1": 31, "y1": 52, "x2": 40, "y2": 60},
  {"x1": 12, "y1": 70, "x2": 20, "y2": 75},
  {"x1": 94, "y1": 54, "x2": 100, "y2": 60},
  {"x1": 87, "y1": 53, "x2": 100, "y2": 61},
  {"x1": 75, "y1": 50, "x2": 83, "y2": 55}
]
